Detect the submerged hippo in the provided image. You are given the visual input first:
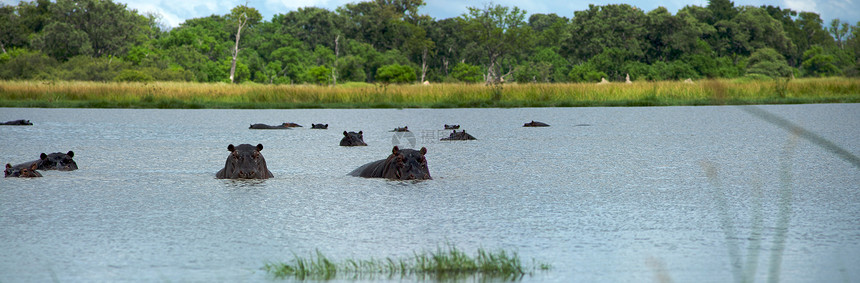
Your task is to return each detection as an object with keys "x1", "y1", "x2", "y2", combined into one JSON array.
[
  {"x1": 340, "y1": 131, "x2": 367, "y2": 146},
  {"x1": 5, "y1": 163, "x2": 42, "y2": 178},
  {"x1": 311, "y1": 124, "x2": 329, "y2": 129},
  {"x1": 216, "y1": 144, "x2": 274, "y2": 179},
  {"x1": 444, "y1": 124, "x2": 460, "y2": 130},
  {"x1": 283, "y1": 122, "x2": 302, "y2": 127},
  {"x1": 390, "y1": 126, "x2": 409, "y2": 132},
  {"x1": 440, "y1": 130, "x2": 477, "y2": 141},
  {"x1": 12, "y1": 151, "x2": 78, "y2": 171},
  {"x1": 250, "y1": 123, "x2": 291, "y2": 129},
  {"x1": 1, "y1": 119, "x2": 33, "y2": 126},
  {"x1": 523, "y1": 121, "x2": 550, "y2": 127},
  {"x1": 350, "y1": 146, "x2": 431, "y2": 180}
]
